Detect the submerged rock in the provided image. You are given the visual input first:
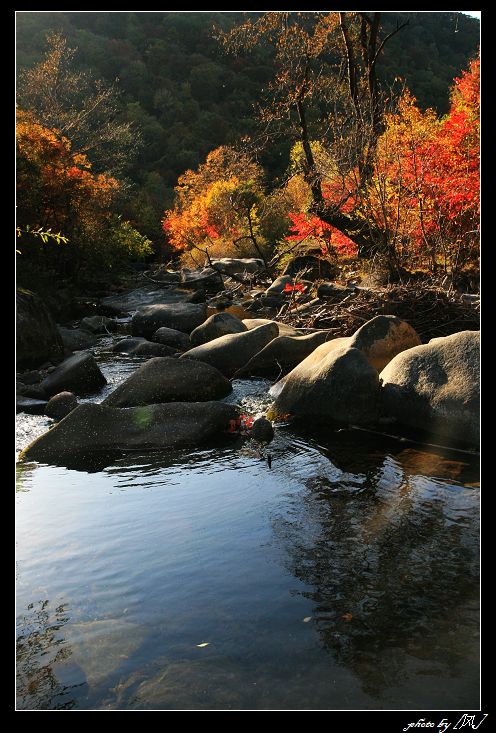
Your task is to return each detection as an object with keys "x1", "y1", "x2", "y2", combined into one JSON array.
[
  {"x1": 189, "y1": 312, "x2": 247, "y2": 346},
  {"x1": 103, "y1": 356, "x2": 232, "y2": 407},
  {"x1": 380, "y1": 330, "x2": 480, "y2": 447},
  {"x1": 269, "y1": 344, "x2": 381, "y2": 425},
  {"x1": 132, "y1": 303, "x2": 208, "y2": 337},
  {"x1": 40, "y1": 351, "x2": 107, "y2": 397},
  {"x1": 20, "y1": 401, "x2": 240, "y2": 463},
  {"x1": 181, "y1": 322, "x2": 279, "y2": 378}
]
